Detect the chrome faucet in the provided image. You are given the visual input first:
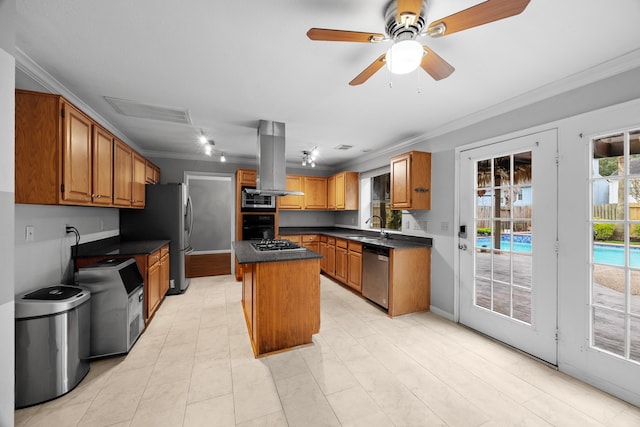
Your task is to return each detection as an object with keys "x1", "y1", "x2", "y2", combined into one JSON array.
[{"x1": 365, "y1": 215, "x2": 388, "y2": 238}]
